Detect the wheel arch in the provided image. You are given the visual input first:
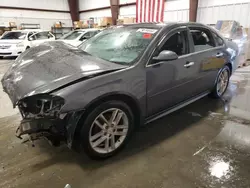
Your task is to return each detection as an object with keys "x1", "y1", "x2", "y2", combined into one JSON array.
[
  {"x1": 225, "y1": 62, "x2": 232, "y2": 75},
  {"x1": 212, "y1": 62, "x2": 232, "y2": 92},
  {"x1": 71, "y1": 92, "x2": 143, "y2": 150}
]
